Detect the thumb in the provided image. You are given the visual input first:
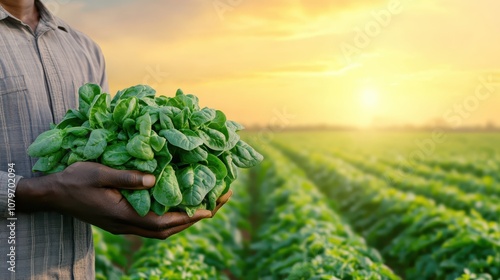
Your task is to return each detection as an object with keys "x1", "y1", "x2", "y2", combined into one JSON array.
[{"x1": 98, "y1": 166, "x2": 156, "y2": 189}]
